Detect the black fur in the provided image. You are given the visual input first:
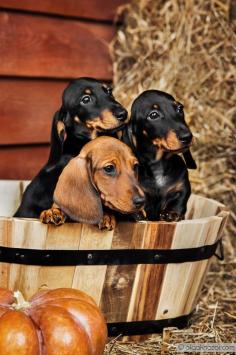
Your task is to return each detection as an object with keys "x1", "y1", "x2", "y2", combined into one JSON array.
[
  {"x1": 14, "y1": 77, "x2": 127, "y2": 218},
  {"x1": 122, "y1": 90, "x2": 196, "y2": 221}
]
